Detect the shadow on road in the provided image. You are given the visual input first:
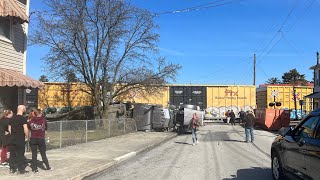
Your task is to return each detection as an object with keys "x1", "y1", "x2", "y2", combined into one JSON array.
[
  {"x1": 223, "y1": 139, "x2": 246, "y2": 143},
  {"x1": 174, "y1": 141, "x2": 190, "y2": 145},
  {"x1": 223, "y1": 167, "x2": 272, "y2": 180}
]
